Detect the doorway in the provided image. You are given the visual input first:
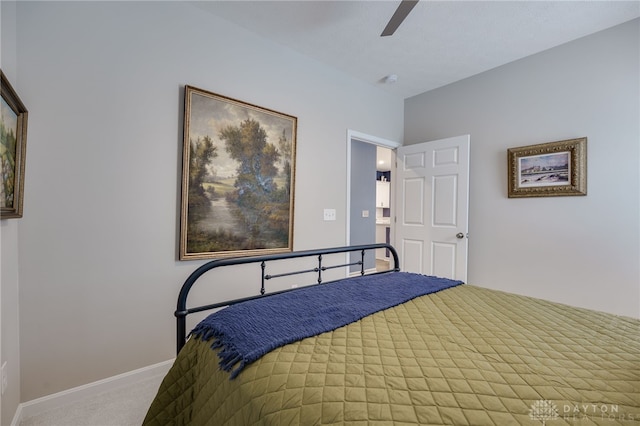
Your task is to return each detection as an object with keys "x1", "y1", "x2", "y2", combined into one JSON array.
[
  {"x1": 375, "y1": 146, "x2": 393, "y2": 271},
  {"x1": 346, "y1": 130, "x2": 400, "y2": 274},
  {"x1": 346, "y1": 131, "x2": 470, "y2": 280}
]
